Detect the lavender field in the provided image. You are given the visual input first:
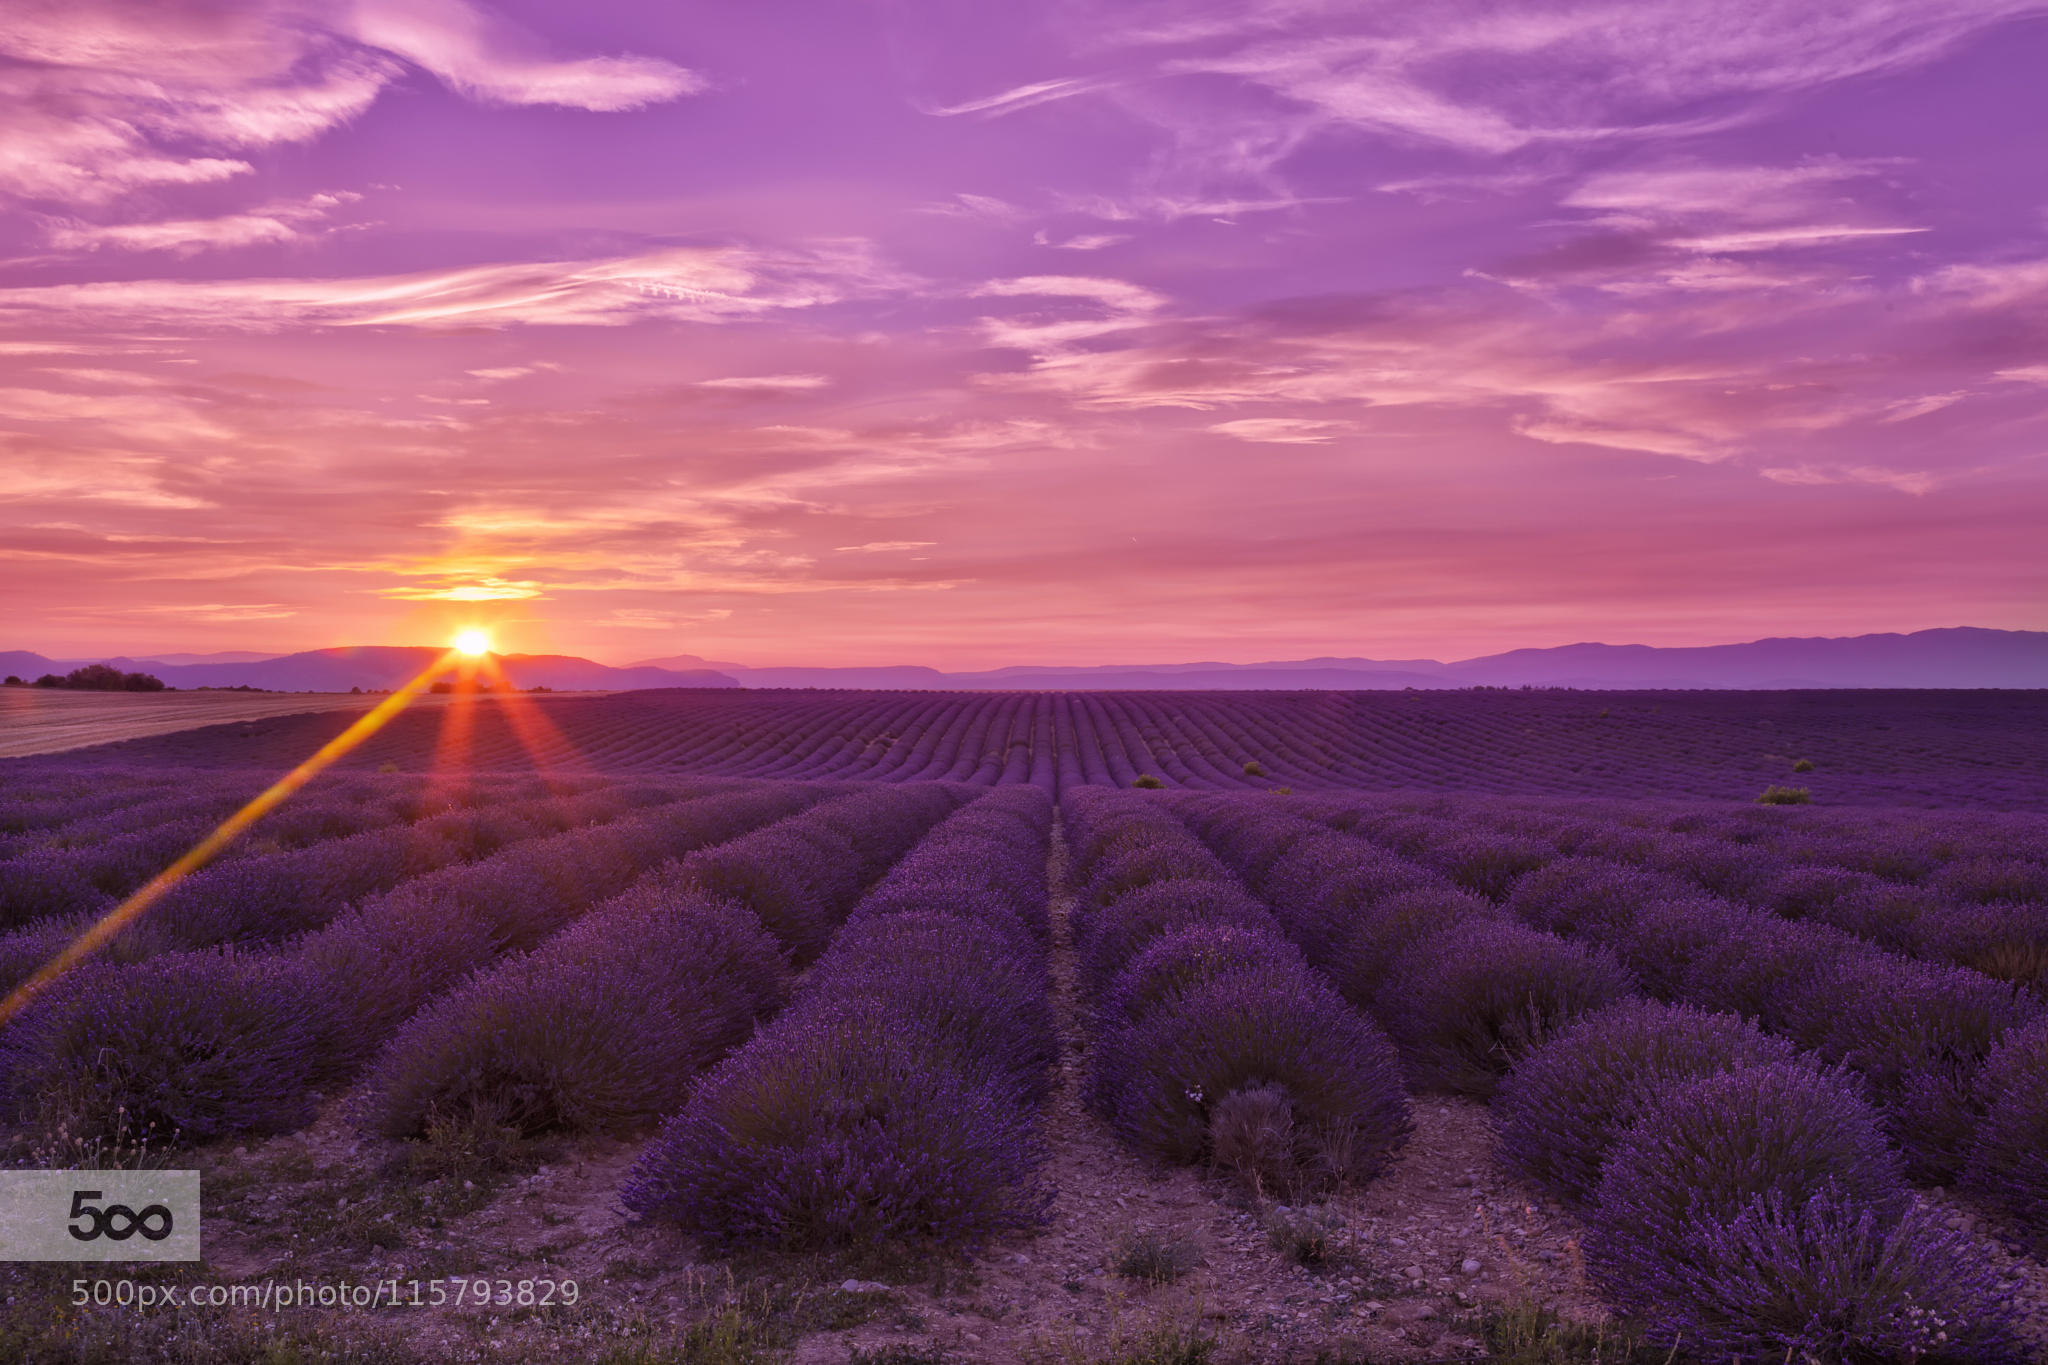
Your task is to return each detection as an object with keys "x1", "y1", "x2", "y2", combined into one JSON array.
[{"x1": 0, "y1": 690, "x2": 2043, "y2": 1363}]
